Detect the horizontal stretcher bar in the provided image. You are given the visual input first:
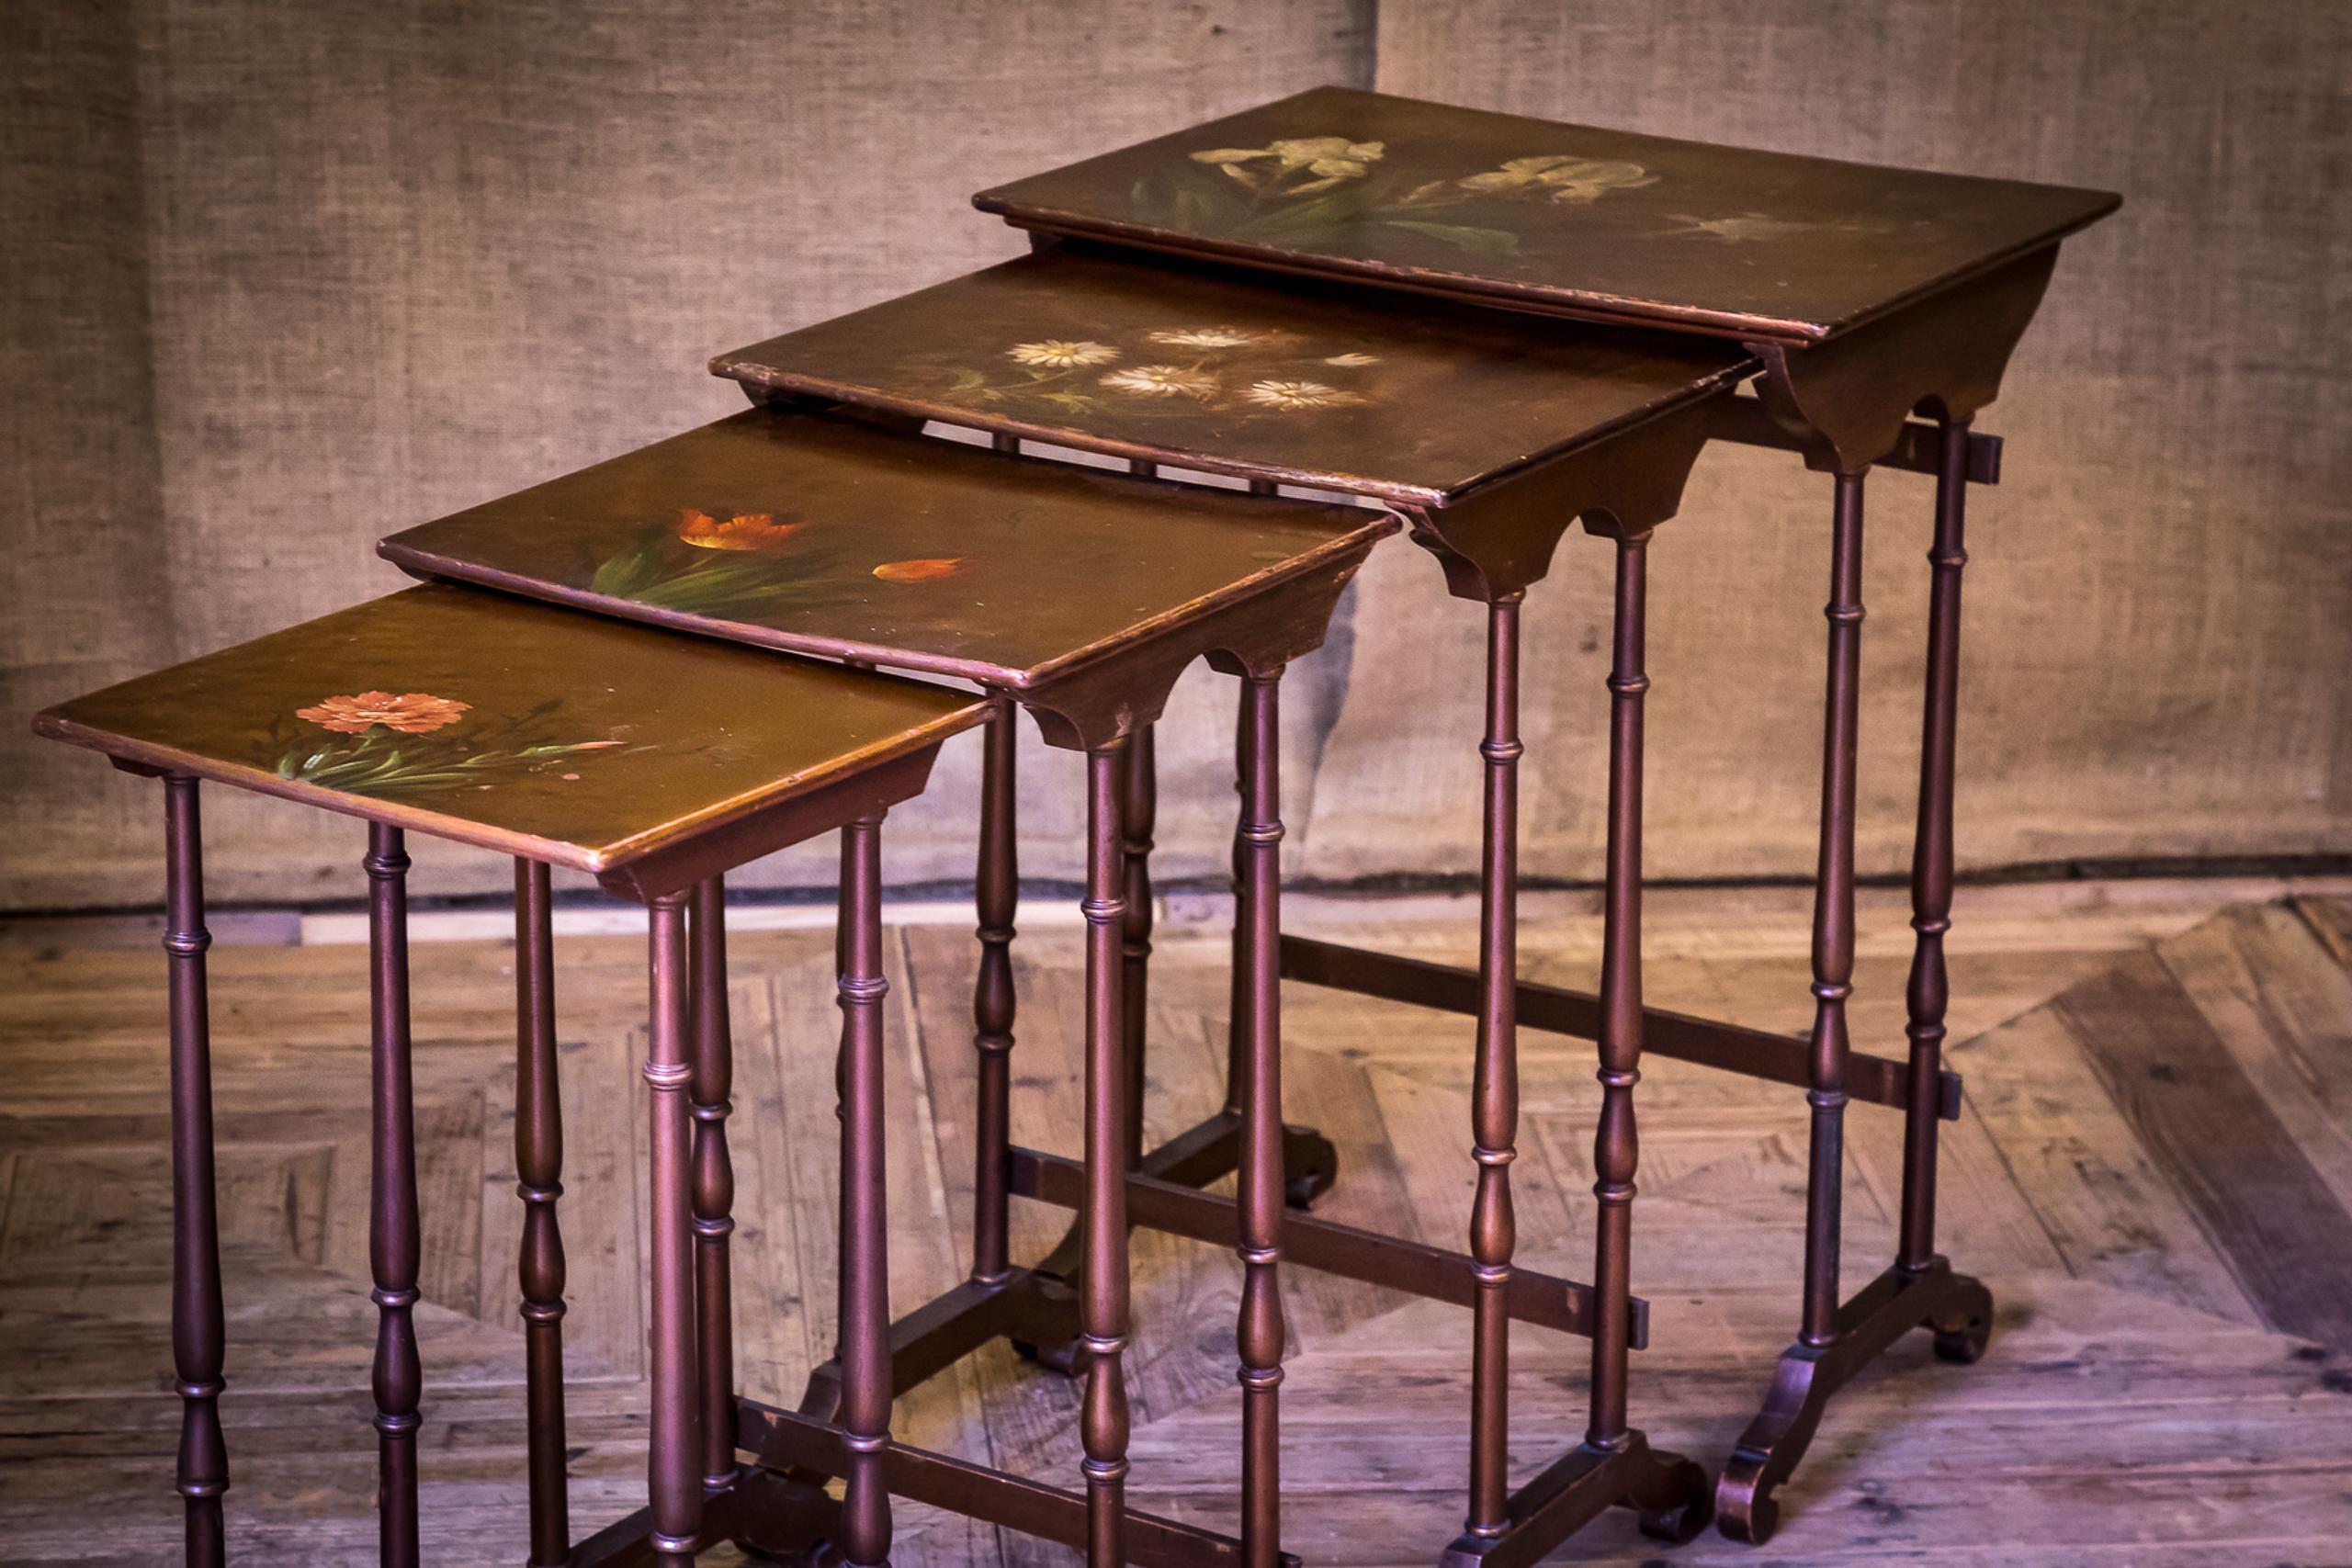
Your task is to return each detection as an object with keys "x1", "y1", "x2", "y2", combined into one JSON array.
[
  {"x1": 1006, "y1": 1143, "x2": 1646, "y2": 1348},
  {"x1": 1280, "y1": 935, "x2": 1962, "y2": 1122},
  {"x1": 736, "y1": 1398, "x2": 1290, "y2": 1568}
]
